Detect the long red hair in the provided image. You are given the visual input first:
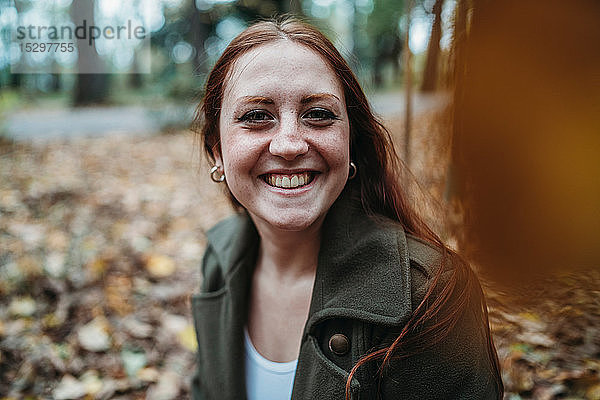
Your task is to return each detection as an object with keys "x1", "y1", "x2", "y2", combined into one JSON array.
[{"x1": 192, "y1": 16, "x2": 503, "y2": 399}]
